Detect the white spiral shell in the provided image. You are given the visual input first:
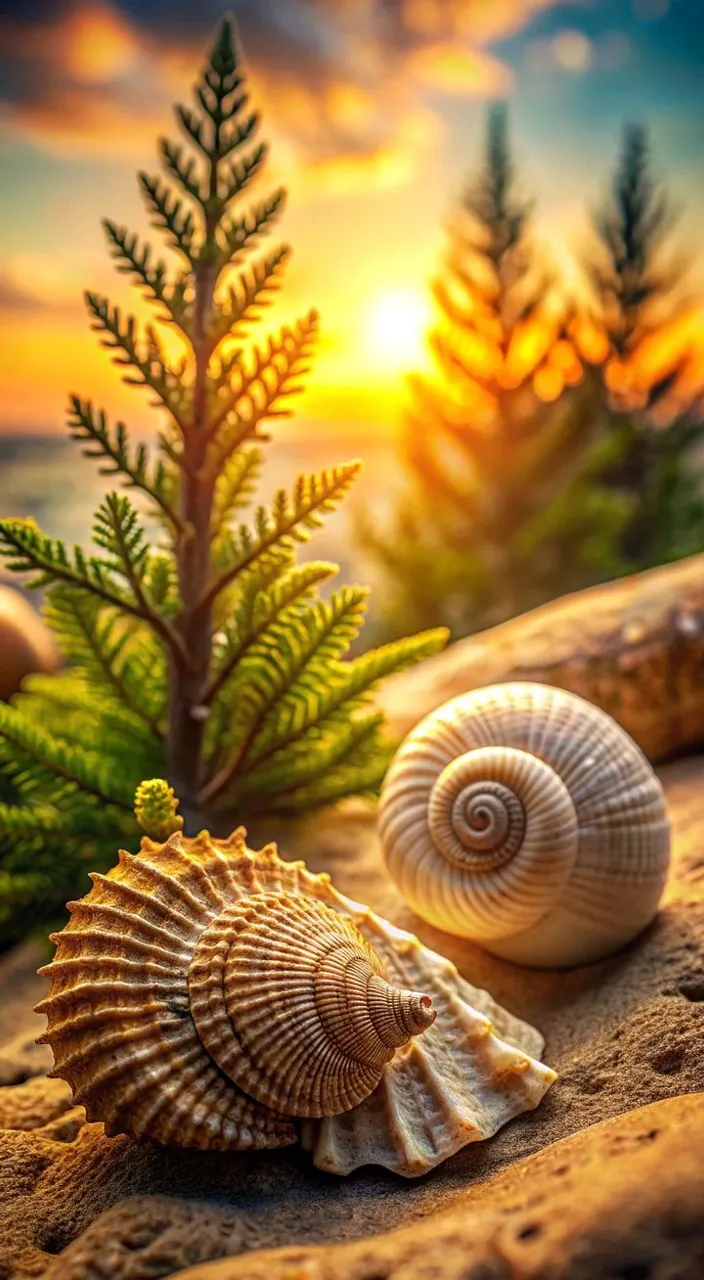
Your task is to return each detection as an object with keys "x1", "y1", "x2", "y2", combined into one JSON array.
[{"x1": 379, "y1": 682, "x2": 670, "y2": 968}]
